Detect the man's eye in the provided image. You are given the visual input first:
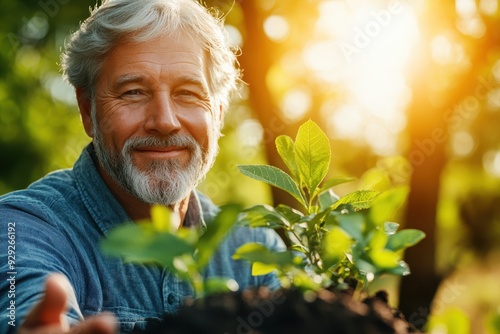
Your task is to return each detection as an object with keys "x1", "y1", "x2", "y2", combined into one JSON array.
[
  {"x1": 121, "y1": 90, "x2": 145, "y2": 101},
  {"x1": 179, "y1": 90, "x2": 196, "y2": 96},
  {"x1": 175, "y1": 91, "x2": 202, "y2": 101},
  {"x1": 124, "y1": 90, "x2": 141, "y2": 96},
  {"x1": 177, "y1": 89, "x2": 209, "y2": 101}
]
